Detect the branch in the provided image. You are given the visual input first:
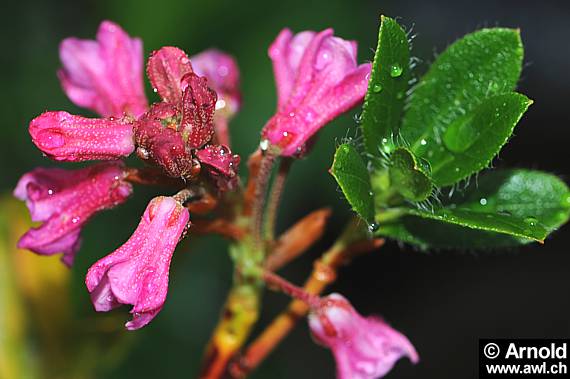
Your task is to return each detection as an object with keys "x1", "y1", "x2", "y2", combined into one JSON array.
[{"x1": 230, "y1": 221, "x2": 384, "y2": 377}]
